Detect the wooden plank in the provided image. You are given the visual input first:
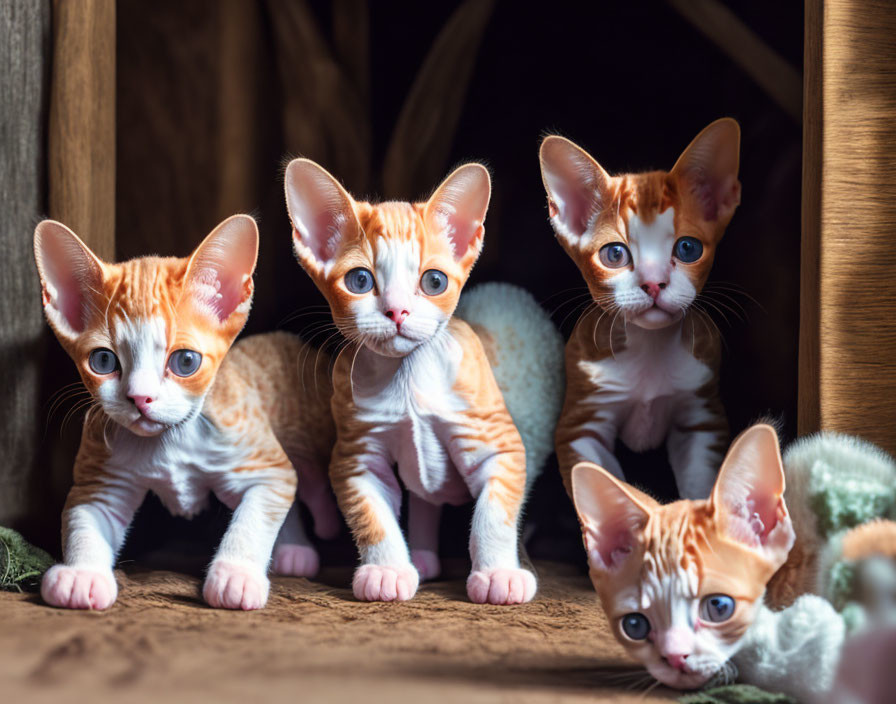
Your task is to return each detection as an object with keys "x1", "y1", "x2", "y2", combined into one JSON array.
[
  {"x1": 798, "y1": 0, "x2": 822, "y2": 436},
  {"x1": 811, "y1": 0, "x2": 896, "y2": 452},
  {"x1": 0, "y1": 1, "x2": 51, "y2": 526},
  {"x1": 48, "y1": 0, "x2": 115, "y2": 260}
]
